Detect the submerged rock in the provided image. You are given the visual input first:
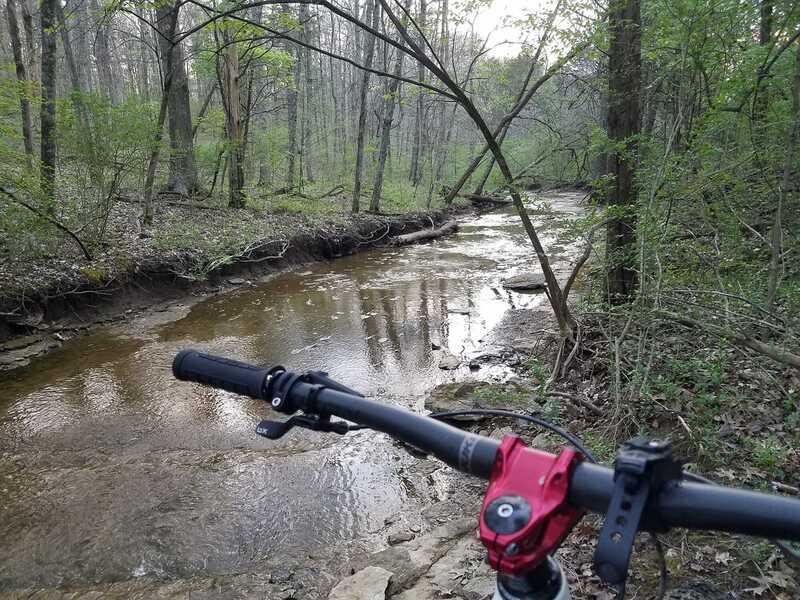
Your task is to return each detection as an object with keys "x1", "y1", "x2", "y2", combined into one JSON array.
[{"x1": 502, "y1": 273, "x2": 547, "y2": 292}]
